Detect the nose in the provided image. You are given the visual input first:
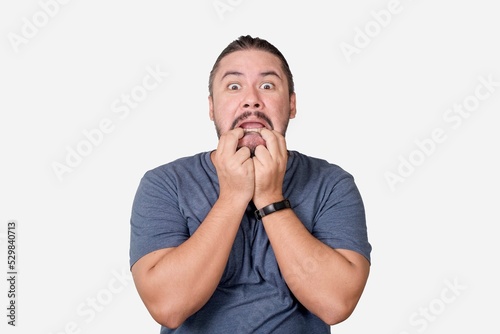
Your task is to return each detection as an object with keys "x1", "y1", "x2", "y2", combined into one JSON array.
[{"x1": 242, "y1": 87, "x2": 262, "y2": 109}]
